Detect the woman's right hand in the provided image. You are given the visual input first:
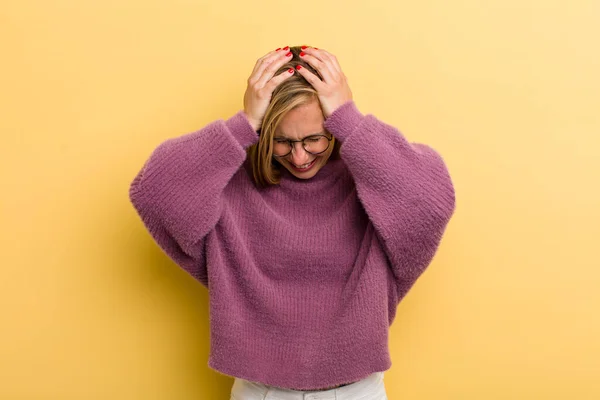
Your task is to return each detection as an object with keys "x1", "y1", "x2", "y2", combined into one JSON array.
[{"x1": 243, "y1": 47, "x2": 295, "y2": 131}]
